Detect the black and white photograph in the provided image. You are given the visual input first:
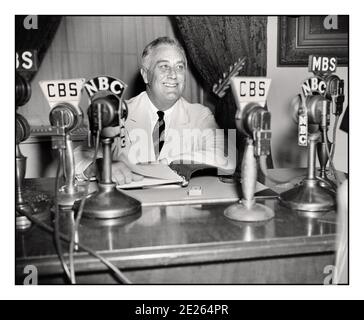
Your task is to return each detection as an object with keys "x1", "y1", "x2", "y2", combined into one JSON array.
[{"x1": 14, "y1": 13, "x2": 349, "y2": 290}]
